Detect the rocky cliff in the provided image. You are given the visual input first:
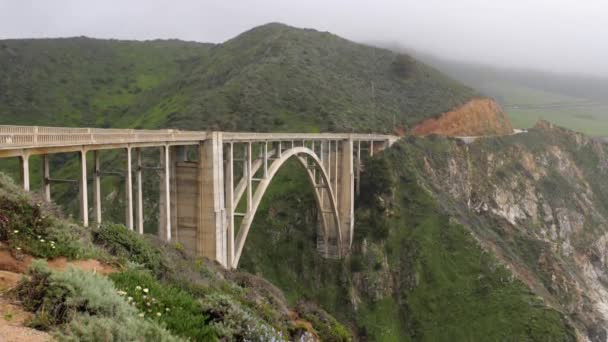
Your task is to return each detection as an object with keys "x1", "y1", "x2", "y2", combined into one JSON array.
[{"x1": 405, "y1": 120, "x2": 608, "y2": 340}]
